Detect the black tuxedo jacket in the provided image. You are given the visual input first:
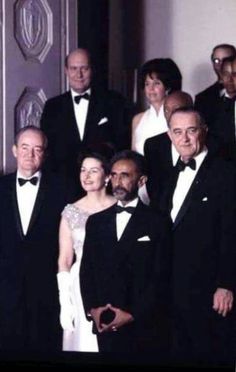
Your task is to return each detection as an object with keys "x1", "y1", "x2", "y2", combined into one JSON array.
[
  {"x1": 40, "y1": 88, "x2": 132, "y2": 182},
  {"x1": 194, "y1": 81, "x2": 222, "y2": 127},
  {"x1": 144, "y1": 132, "x2": 173, "y2": 206},
  {"x1": 80, "y1": 200, "x2": 171, "y2": 353},
  {"x1": 162, "y1": 154, "x2": 236, "y2": 360},
  {"x1": 0, "y1": 171, "x2": 76, "y2": 351},
  {"x1": 210, "y1": 97, "x2": 236, "y2": 161}
]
